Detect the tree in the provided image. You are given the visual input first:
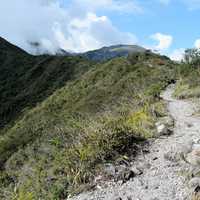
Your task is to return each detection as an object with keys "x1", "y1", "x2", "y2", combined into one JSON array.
[{"x1": 184, "y1": 48, "x2": 200, "y2": 67}]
